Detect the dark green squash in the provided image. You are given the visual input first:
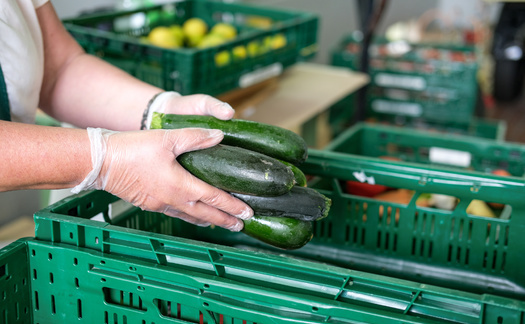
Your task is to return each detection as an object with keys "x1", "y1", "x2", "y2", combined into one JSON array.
[
  {"x1": 152, "y1": 113, "x2": 308, "y2": 165},
  {"x1": 178, "y1": 144, "x2": 295, "y2": 196},
  {"x1": 232, "y1": 186, "x2": 331, "y2": 221},
  {"x1": 242, "y1": 215, "x2": 313, "y2": 250}
]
